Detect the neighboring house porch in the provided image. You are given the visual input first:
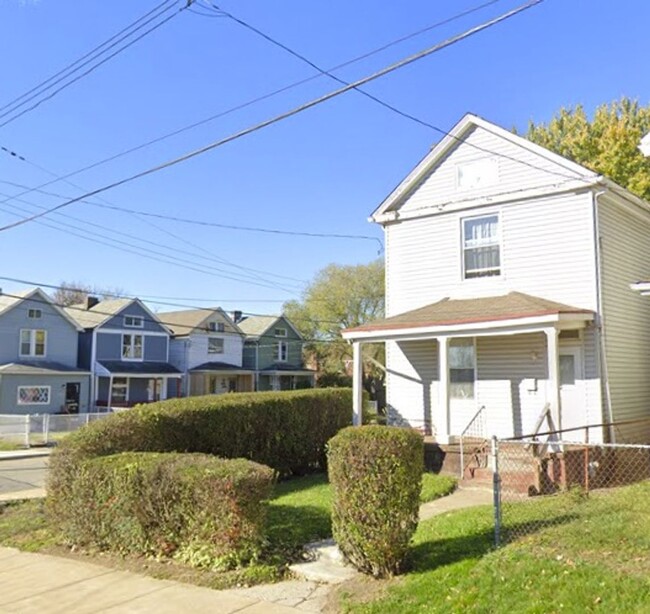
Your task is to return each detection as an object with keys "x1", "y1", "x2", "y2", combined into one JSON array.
[
  {"x1": 257, "y1": 364, "x2": 315, "y2": 391},
  {"x1": 188, "y1": 362, "x2": 254, "y2": 395},
  {"x1": 343, "y1": 292, "x2": 599, "y2": 443},
  {"x1": 94, "y1": 361, "x2": 182, "y2": 409}
]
